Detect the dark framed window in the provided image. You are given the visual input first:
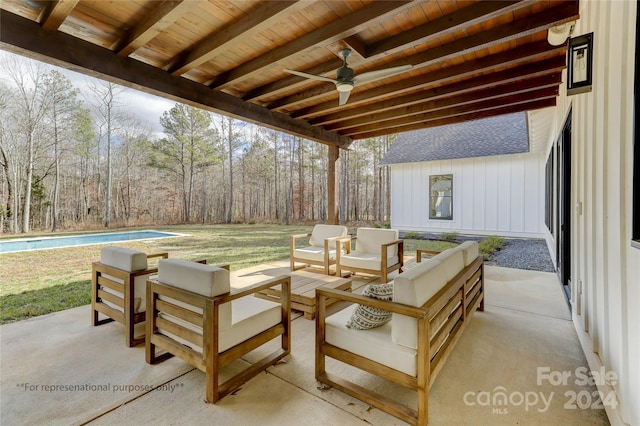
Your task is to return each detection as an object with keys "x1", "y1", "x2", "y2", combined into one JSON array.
[
  {"x1": 633, "y1": 3, "x2": 640, "y2": 249},
  {"x1": 429, "y1": 174, "x2": 453, "y2": 220},
  {"x1": 545, "y1": 149, "x2": 554, "y2": 234}
]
